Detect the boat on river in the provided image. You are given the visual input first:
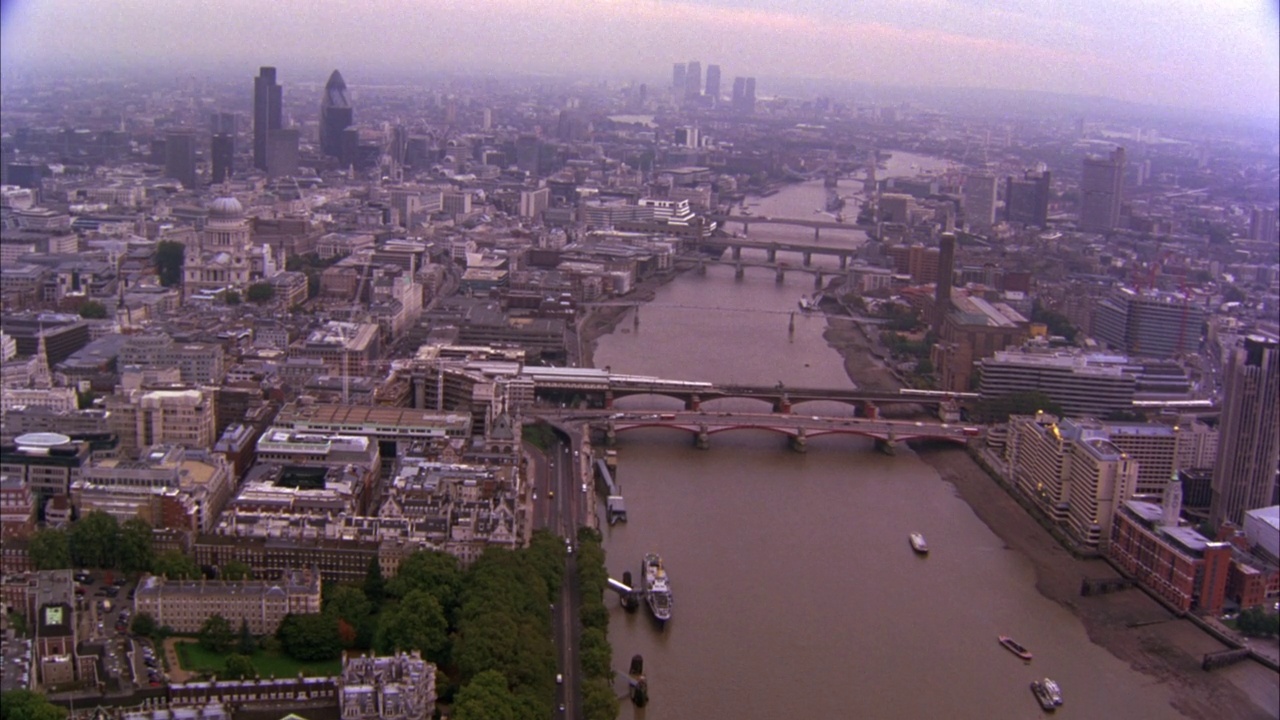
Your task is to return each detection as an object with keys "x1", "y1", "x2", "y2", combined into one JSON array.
[
  {"x1": 1030, "y1": 678, "x2": 1062, "y2": 711},
  {"x1": 999, "y1": 635, "x2": 1033, "y2": 661},
  {"x1": 798, "y1": 296, "x2": 816, "y2": 312},
  {"x1": 909, "y1": 532, "x2": 928, "y2": 555},
  {"x1": 643, "y1": 553, "x2": 672, "y2": 626}
]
